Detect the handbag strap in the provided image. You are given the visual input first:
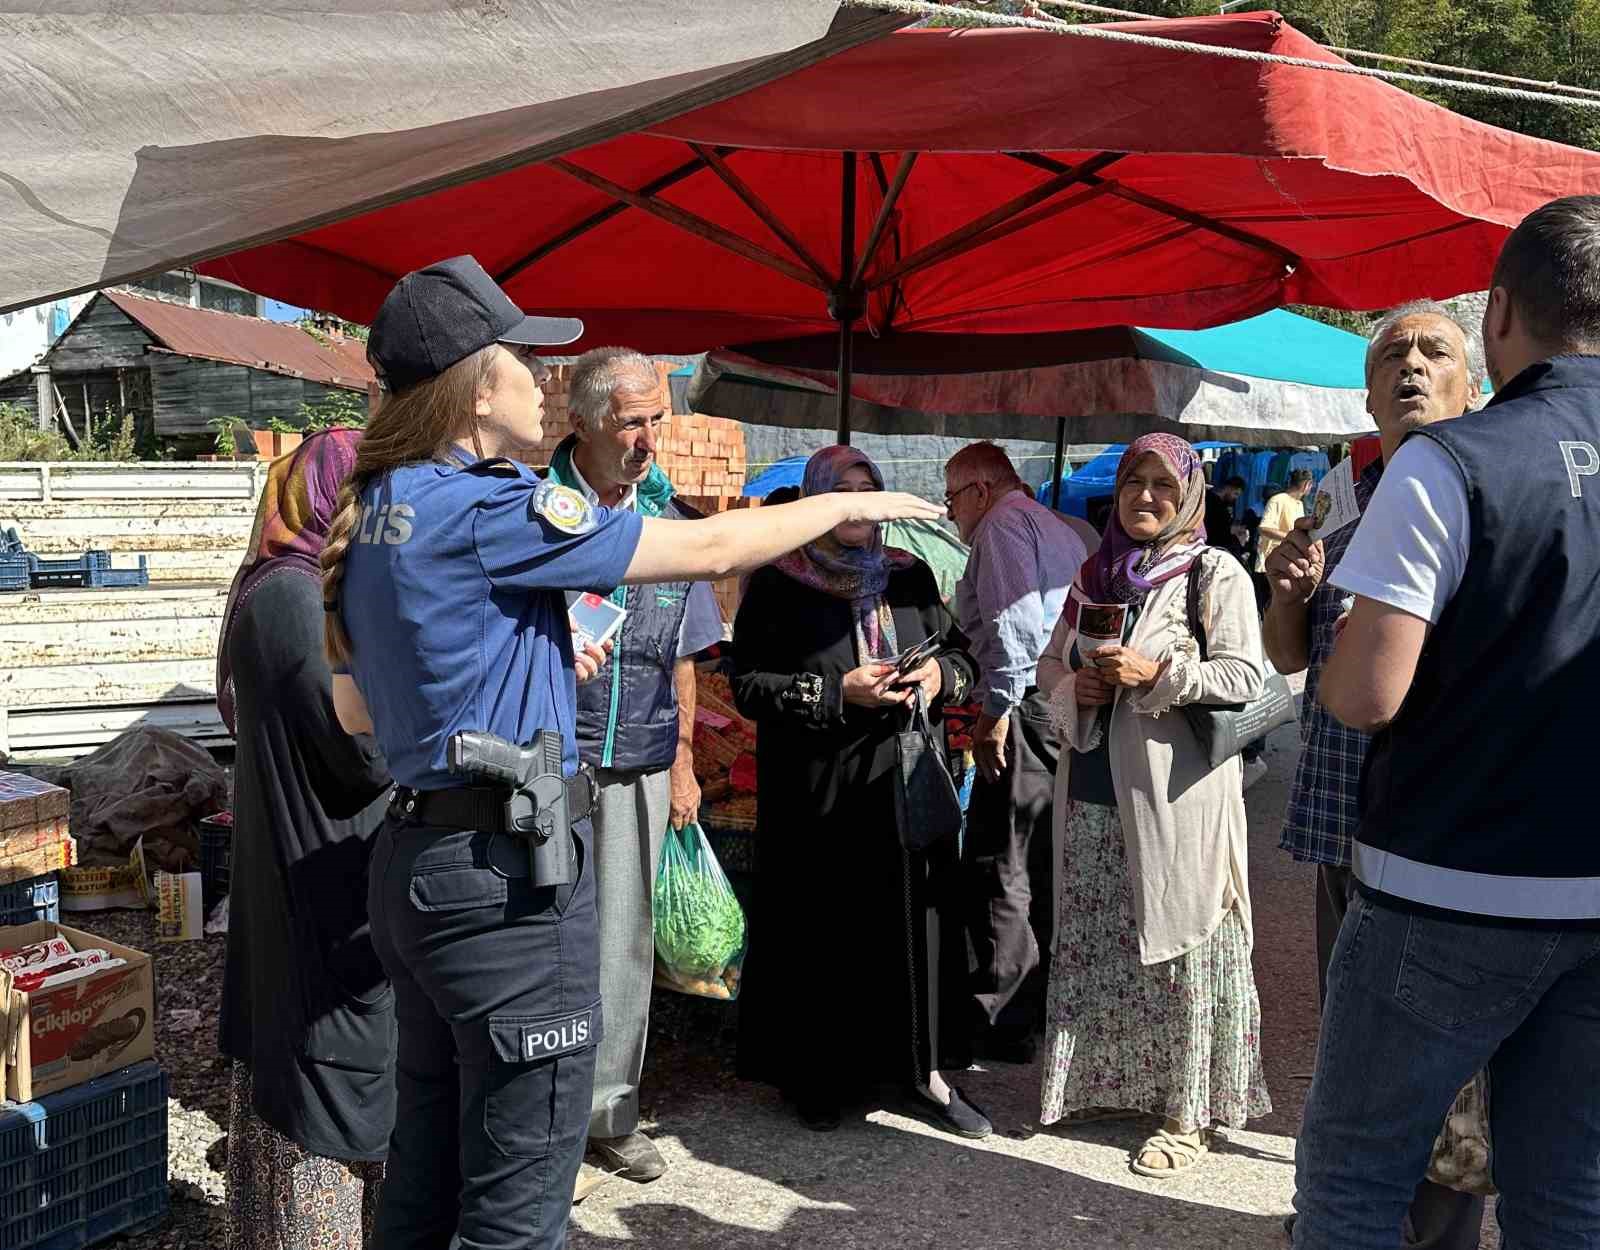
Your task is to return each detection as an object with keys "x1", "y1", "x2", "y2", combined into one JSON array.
[
  {"x1": 1185, "y1": 560, "x2": 1210, "y2": 661},
  {"x1": 908, "y1": 687, "x2": 932, "y2": 735}
]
